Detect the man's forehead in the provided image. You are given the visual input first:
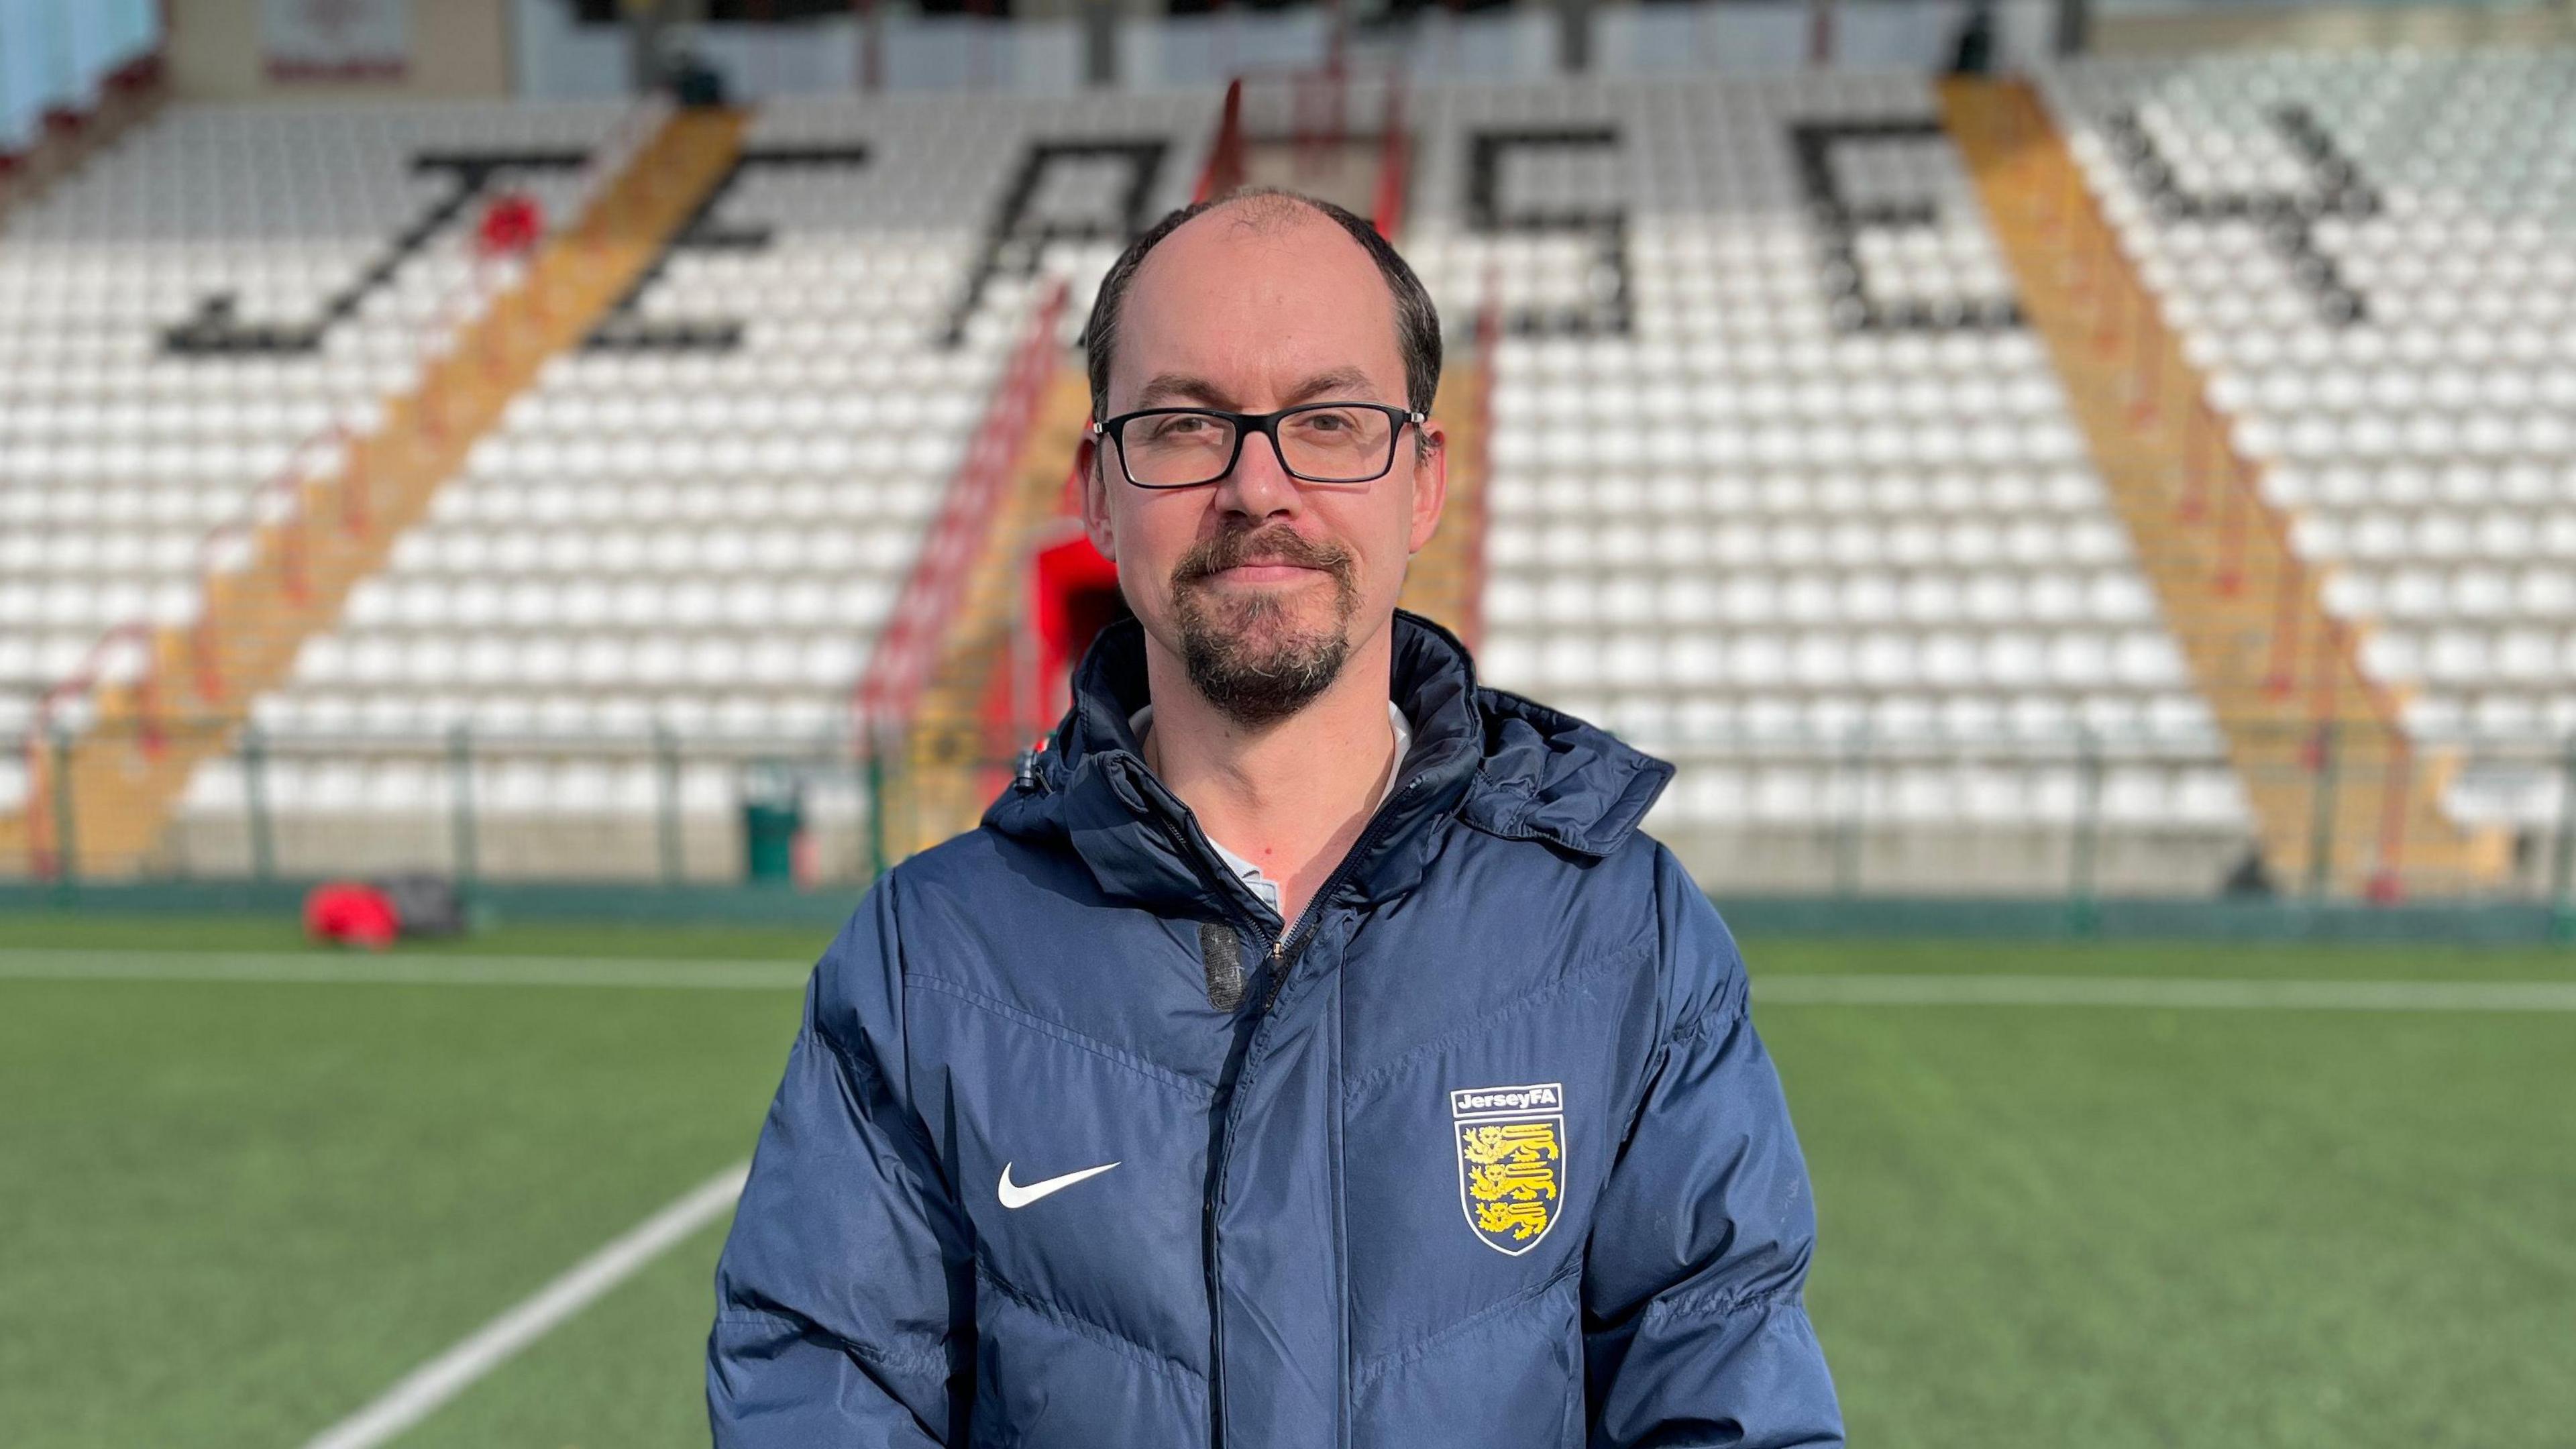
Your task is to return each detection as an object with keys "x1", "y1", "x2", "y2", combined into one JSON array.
[
  {"x1": 1128, "y1": 364, "x2": 1391, "y2": 413},
  {"x1": 1111, "y1": 203, "x2": 1404, "y2": 402},
  {"x1": 1142, "y1": 193, "x2": 1370, "y2": 272}
]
